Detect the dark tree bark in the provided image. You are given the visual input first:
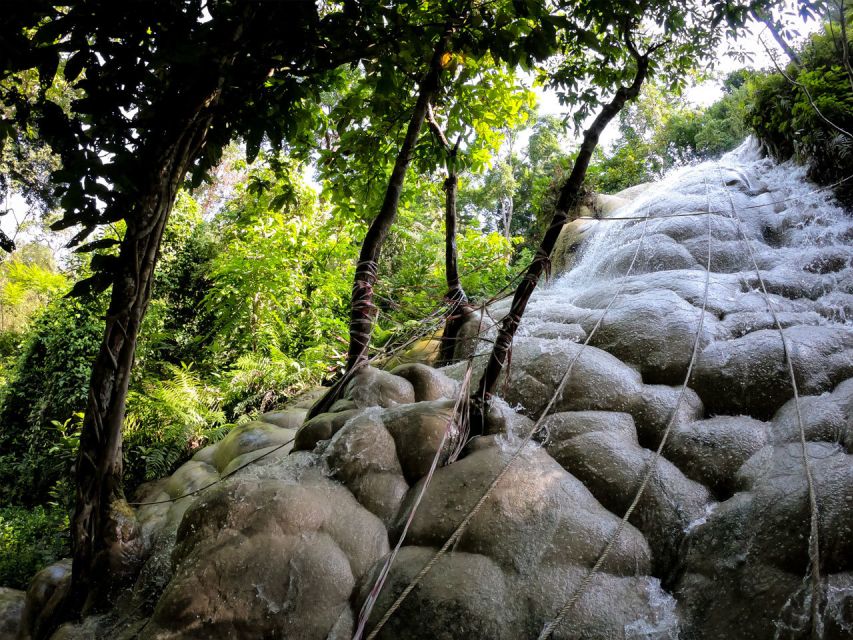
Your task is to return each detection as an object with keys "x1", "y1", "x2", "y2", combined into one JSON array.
[
  {"x1": 751, "y1": 8, "x2": 801, "y2": 66},
  {"x1": 471, "y1": 47, "x2": 652, "y2": 425},
  {"x1": 308, "y1": 26, "x2": 454, "y2": 418},
  {"x1": 439, "y1": 168, "x2": 474, "y2": 365},
  {"x1": 66, "y1": 87, "x2": 223, "y2": 622},
  {"x1": 425, "y1": 104, "x2": 470, "y2": 366}
]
